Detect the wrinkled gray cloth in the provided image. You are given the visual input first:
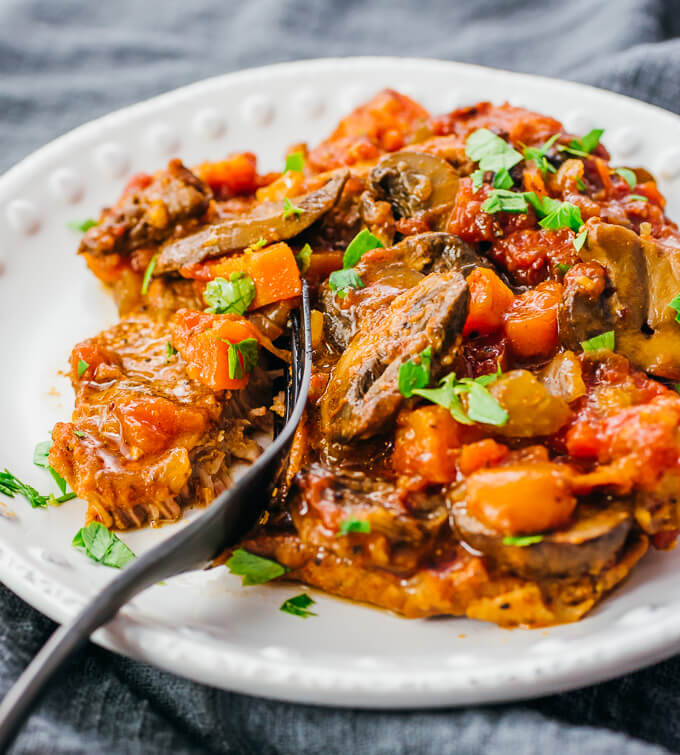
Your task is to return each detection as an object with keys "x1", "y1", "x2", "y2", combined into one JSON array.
[{"x1": 1, "y1": 0, "x2": 679, "y2": 752}]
